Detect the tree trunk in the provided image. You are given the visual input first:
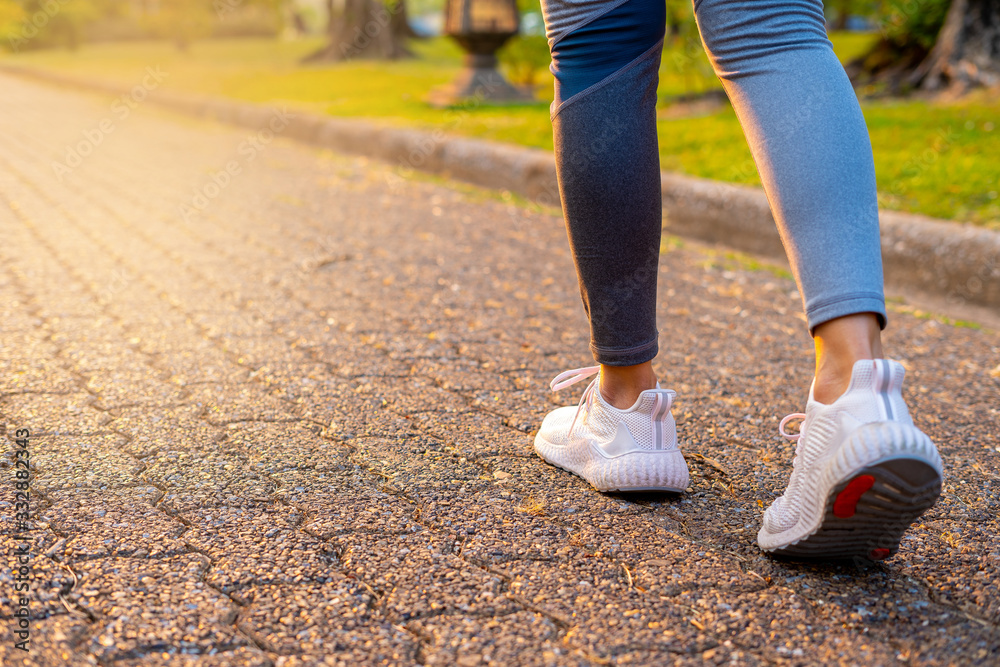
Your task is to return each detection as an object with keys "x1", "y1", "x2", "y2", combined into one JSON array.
[
  {"x1": 830, "y1": 0, "x2": 850, "y2": 31},
  {"x1": 303, "y1": 0, "x2": 414, "y2": 62},
  {"x1": 846, "y1": 0, "x2": 1000, "y2": 96},
  {"x1": 912, "y1": 0, "x2": 1000, "y2": 93},
  {"x1": 391, "y1": 0, "x2": 419, "y2": 41}
]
